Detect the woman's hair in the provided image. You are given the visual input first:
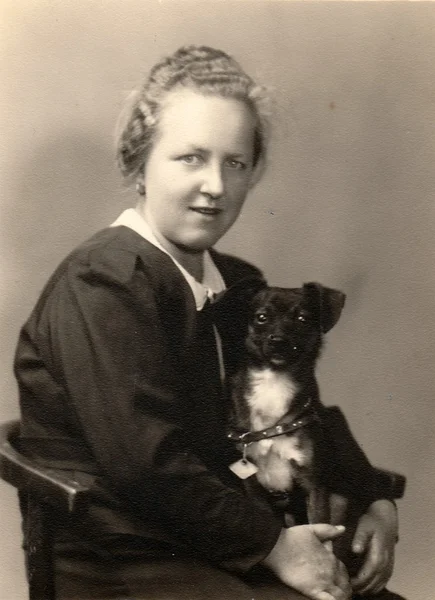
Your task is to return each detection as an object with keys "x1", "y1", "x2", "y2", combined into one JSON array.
[{"x1": 115, "y1": 45, "x2": 270, "y2": 185}]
